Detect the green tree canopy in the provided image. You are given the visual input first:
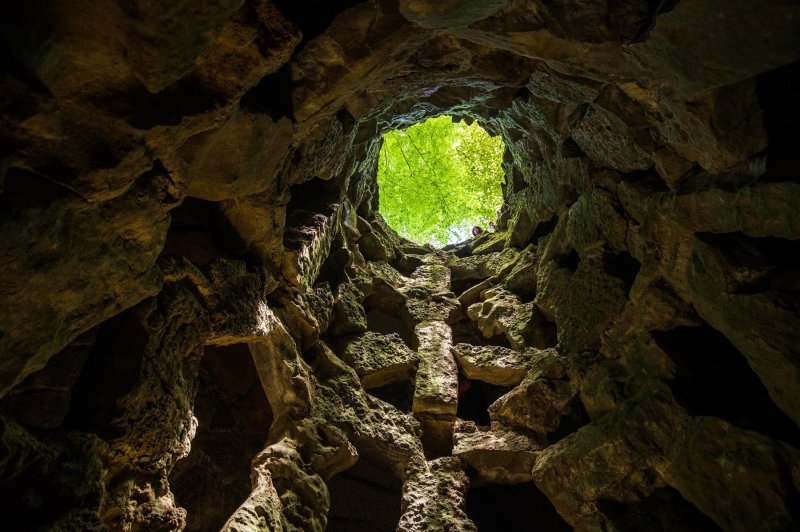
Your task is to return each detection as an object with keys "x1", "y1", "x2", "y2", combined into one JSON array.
[{"x1": 377, "y1": 115, "x2": 505, "y2": 247}]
